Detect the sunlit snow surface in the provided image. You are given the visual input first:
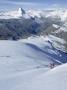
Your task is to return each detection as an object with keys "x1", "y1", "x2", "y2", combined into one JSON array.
[
  {"x1": 0, "y1": 36, "x2": 67, "y2": 90},
  {"x1": 31, "y1": 63, "x2": 67, "y2": 90}
]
